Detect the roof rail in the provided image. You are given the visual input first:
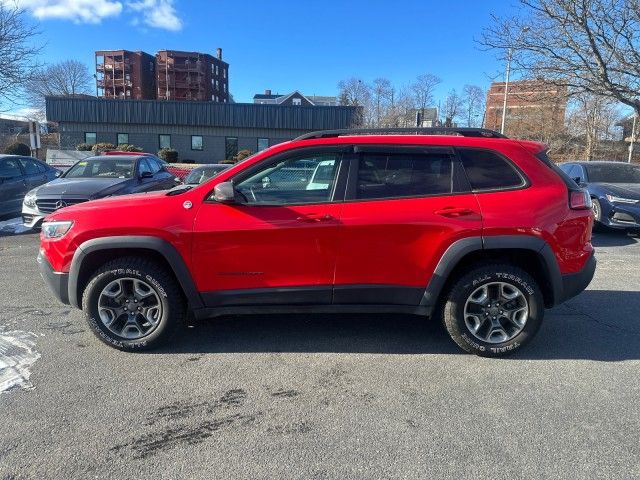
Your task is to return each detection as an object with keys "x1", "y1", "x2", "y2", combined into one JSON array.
[{"x1": 293, "y1": 127, "x2": 507, "y2": 141}]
